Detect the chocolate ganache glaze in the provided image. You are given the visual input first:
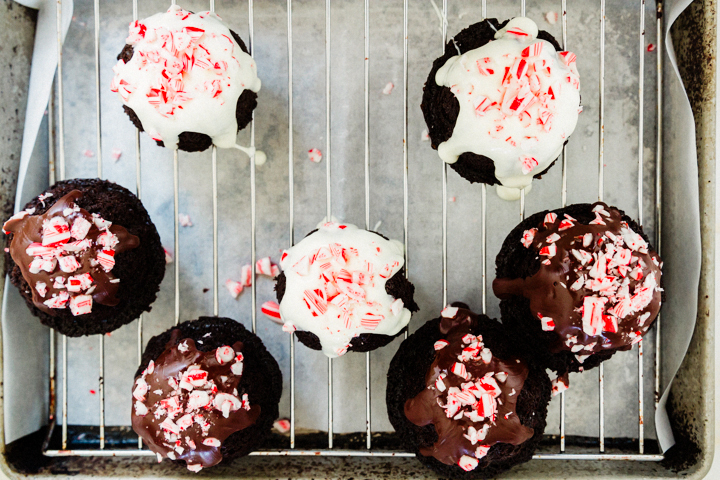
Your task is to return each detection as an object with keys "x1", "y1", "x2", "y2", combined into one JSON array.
[
  {"x1": 3, "y1": 190, "x2": 139, "y2": 316},
  {"x1": 131, "y1": 332, "x2": 260, "y2": 472},
  {"x1": 493, "y1": 203, "x2": 662, "y2": 360},
  {"x1": 404, "y1": 307, "x2": 533, "y2": 472}
]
